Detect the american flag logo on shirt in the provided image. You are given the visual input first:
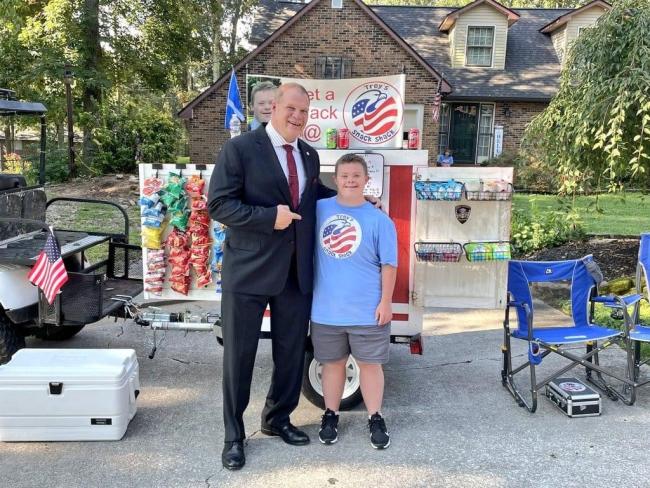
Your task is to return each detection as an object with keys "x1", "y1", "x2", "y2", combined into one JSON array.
[
  {"x1": 352, "y1": 90, "x2": 399, "y2": 137},
  {"x1": 320, "y1": 214, "x2": 362, "y2": 259}
]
